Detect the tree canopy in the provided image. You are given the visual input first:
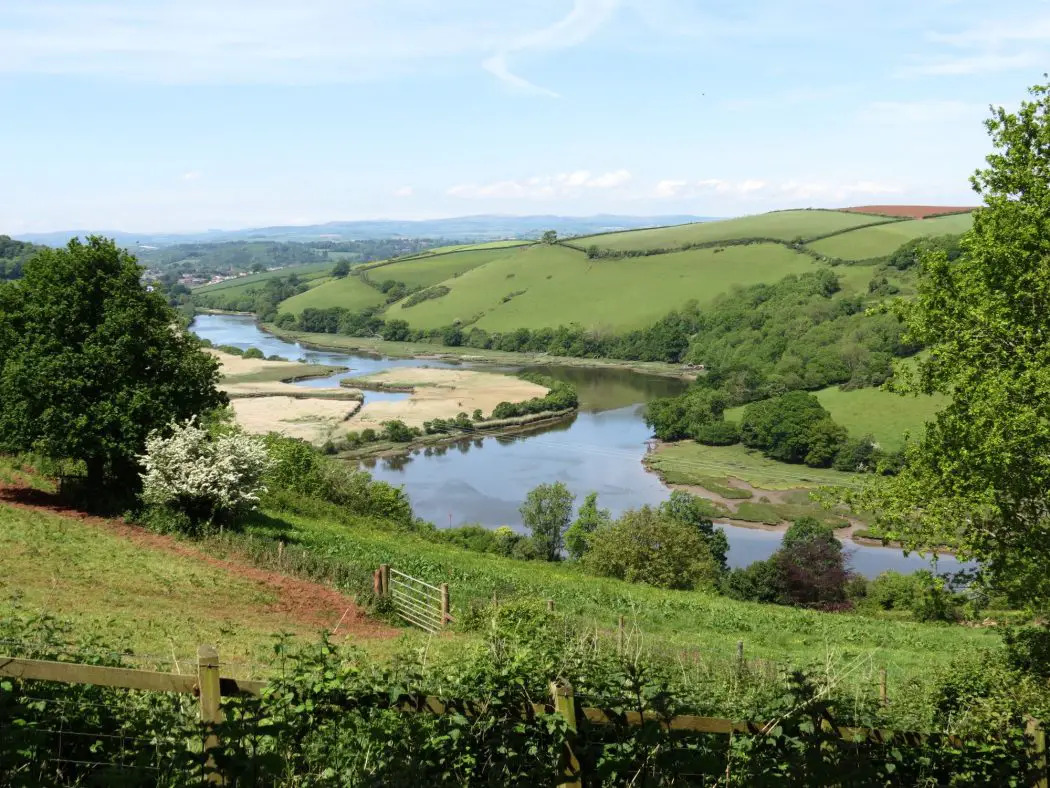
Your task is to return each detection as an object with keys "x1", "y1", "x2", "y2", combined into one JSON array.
[
  {"x1": 0, "y1": 237, "x2": 225, "y2": 493},
  {"x1": 859, "y1": 81, "x2": 1050, "y2": 600}
]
